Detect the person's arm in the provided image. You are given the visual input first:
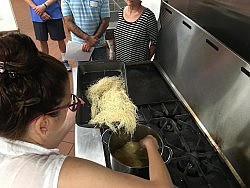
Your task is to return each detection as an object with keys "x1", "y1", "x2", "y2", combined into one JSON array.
[
  {"x1": 33, "y1": 0, "x2": 58, "y2": 15},
  {"x1": 60, "y1": 0, "x2": 89, "y2": 41},
  {"x1": 149, "y1": 45, "x2": 157, "y2": 59},
  {"x1": 23, "y1": 0, "x2": 52, "y2": 20},
  {"x1": 63, "y1": 17, "x2": 110, "y2": 52},
  {"x1": 61, "y1": 0, "x2": 97, "y2": 51},
  {"x1": 82, "y1": 0, "x2": 110, "y2": 51},
  {"x1": 94, "y1": 17, "x2": 110, "y2": 39},
  {"x1": 40, "y1": 12, "x2": 51, "y2": 20},
  {"x1": 63, "y1": 16, "x2": 89, "y2": 41},
  {"x1": 82, "y1": 17, "x2": 110, "y2": 52},
  {"x1": 23, "y1": 0, "x2": 37, "y2": 9},
  {"x1": 58, "y1": 135, "x2": 173, "y2": 188},
  {"x1": 141, "y1": 135, "x2": 173, "y2": 188},
  {"x1": 63, "y1": 15, "x2": 98, "y2": 52},
  {"x1": 93, "y1": 0, "x2": 110, "y2": 40},
  {"x1": 147, "y1": 10, "x2": 158, "y2": 60},
  {"x1": 23, "y1": 0, "x2": 56, "y2": 18}
]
